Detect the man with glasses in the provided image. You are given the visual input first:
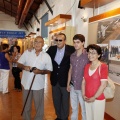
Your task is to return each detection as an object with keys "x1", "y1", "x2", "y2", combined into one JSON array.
[
  {"x1": 17, "y1": 36, "x2": 53, "y2": 120},
  {"x1": 47, "y1": 33, "x2": 75, "y2": 120}
]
